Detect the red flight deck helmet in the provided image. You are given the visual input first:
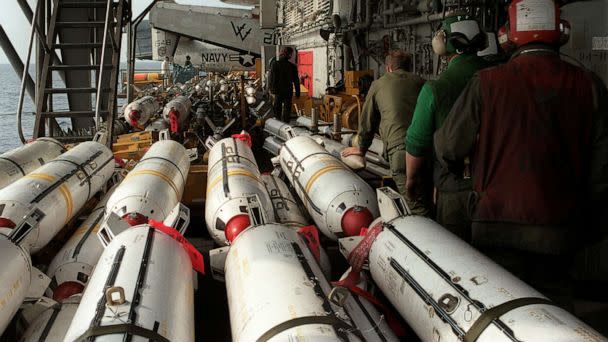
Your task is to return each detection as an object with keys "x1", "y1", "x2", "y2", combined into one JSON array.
[{"x1": 507, "y1": 0, "x2": 561, "y2": 47}]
